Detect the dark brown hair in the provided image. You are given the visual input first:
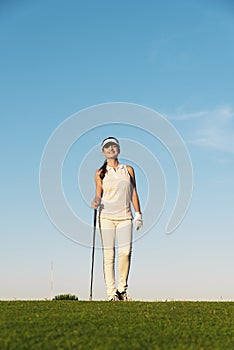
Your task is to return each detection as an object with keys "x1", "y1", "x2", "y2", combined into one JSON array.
[{"x1": 99, "y1": 160, "x2": 108, "y2": 180}]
